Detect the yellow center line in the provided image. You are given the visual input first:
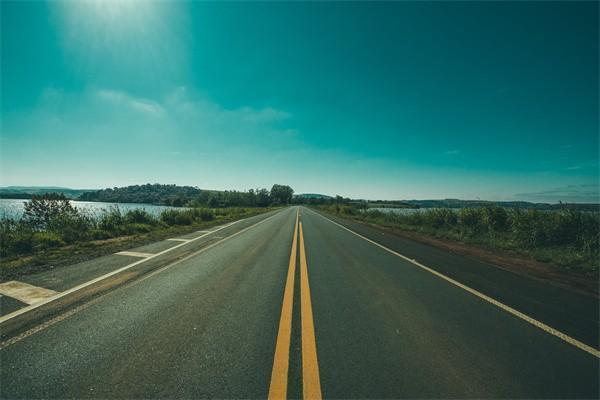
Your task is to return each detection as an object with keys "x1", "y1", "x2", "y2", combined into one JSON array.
[
  {"x1": 269, "y1": 209, "x2": 300, "y2": 399},
  {"x1": 299, "y1": 221, "x2": 323, "y2": 400}
]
